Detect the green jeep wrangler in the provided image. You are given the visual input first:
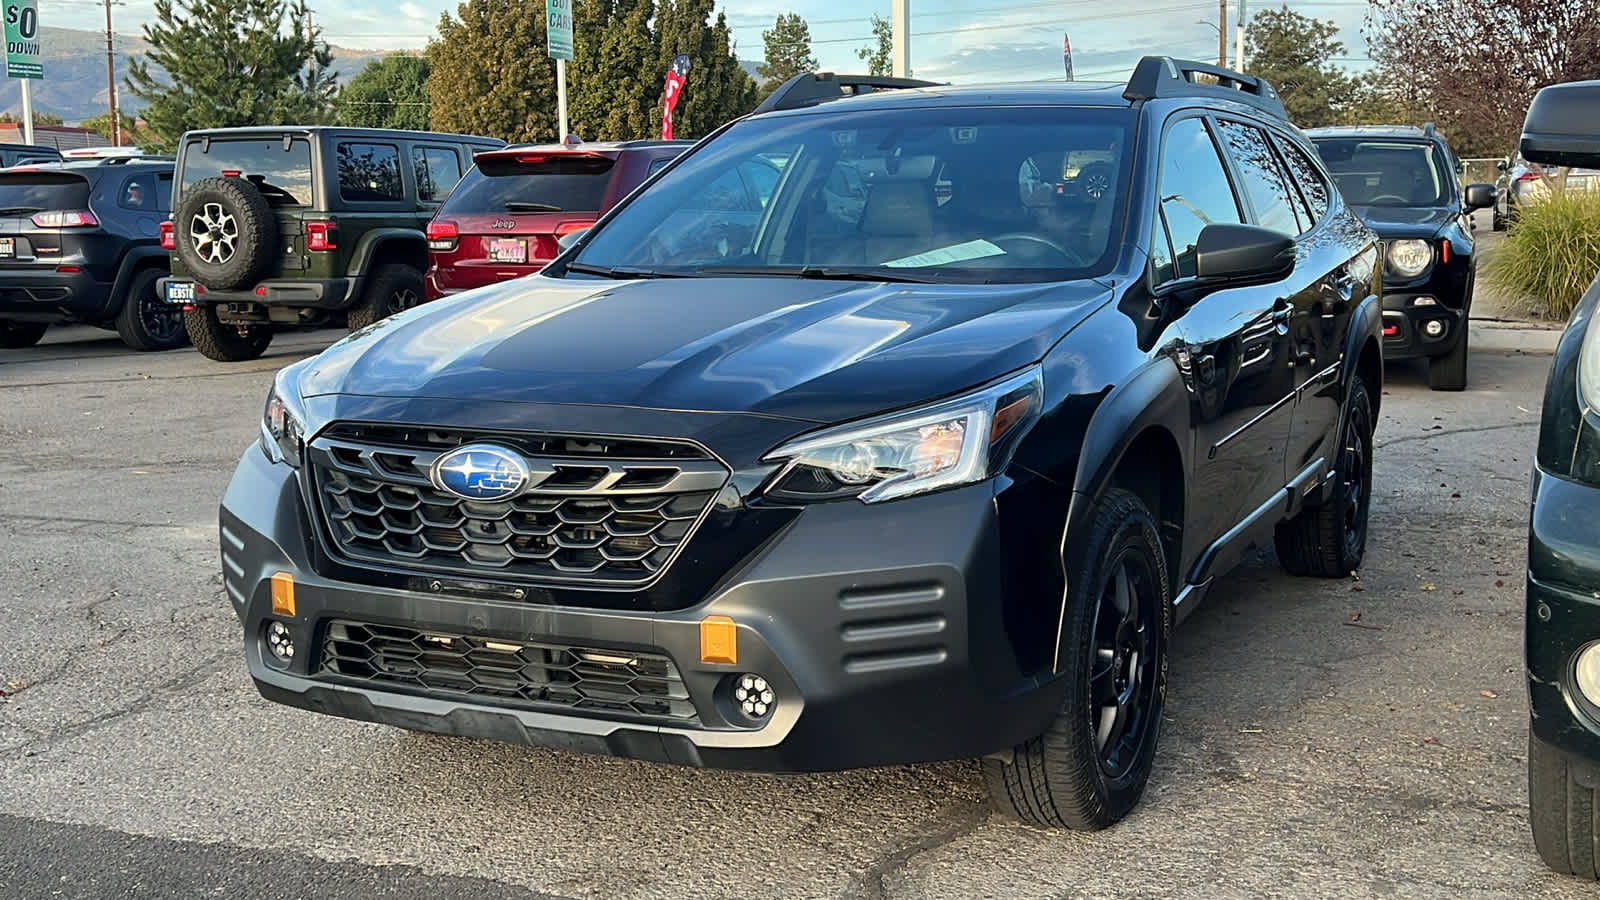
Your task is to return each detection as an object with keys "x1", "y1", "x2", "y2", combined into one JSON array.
[{"x1": 158, "y1": 126, "x2": 505, "y2": 361}]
